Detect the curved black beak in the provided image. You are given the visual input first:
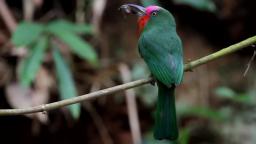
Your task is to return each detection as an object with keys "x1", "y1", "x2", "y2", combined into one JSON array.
[{"x1": 119, "y1": 4, "x2": 146, "y2": 17}]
